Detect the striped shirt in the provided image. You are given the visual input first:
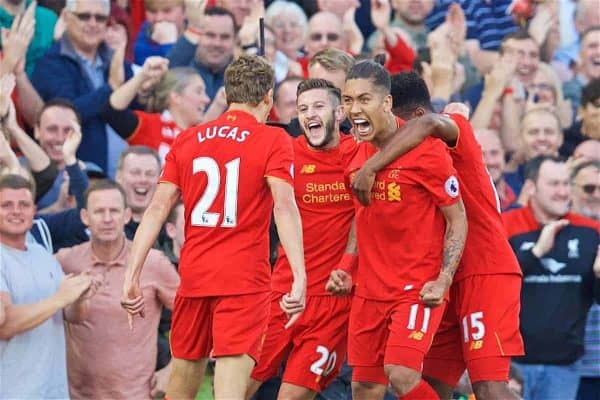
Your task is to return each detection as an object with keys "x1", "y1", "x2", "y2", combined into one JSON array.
[{"x1": 426, "y1": 0, "x2": 519, "y2": 50}]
